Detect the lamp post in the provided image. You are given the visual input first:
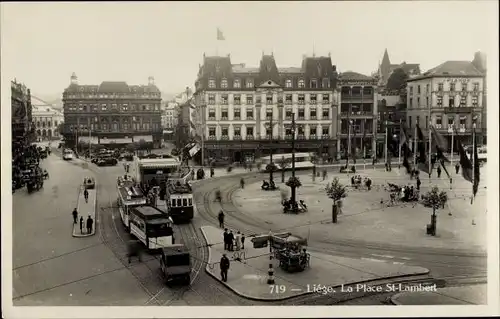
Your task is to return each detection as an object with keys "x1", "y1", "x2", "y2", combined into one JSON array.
[
  {"x1": 267, "y1": 230, "x2": 275, "y2": 284},
  {"x1": 268, "y1": 115, "x2": 274, "y2": 184},
  {"x1": 290, "y1": 112, "x2": 297, "y2": 204}
]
